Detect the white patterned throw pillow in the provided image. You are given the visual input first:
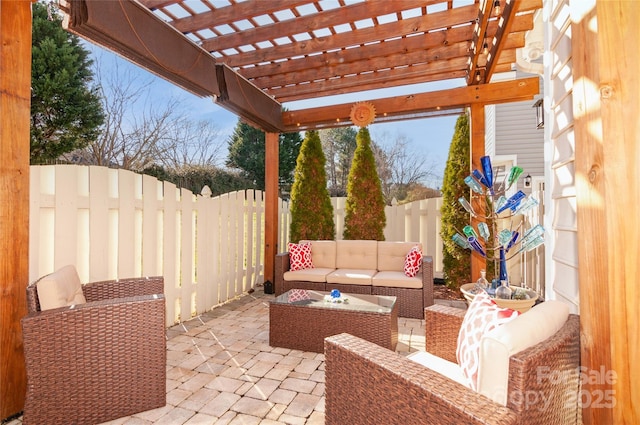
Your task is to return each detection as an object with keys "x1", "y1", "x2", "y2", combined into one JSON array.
[{"x1": 456, "y1": 291, "x2": 520, "y2": 390}]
